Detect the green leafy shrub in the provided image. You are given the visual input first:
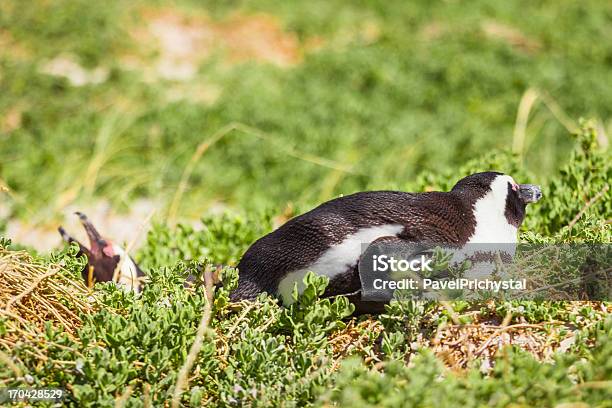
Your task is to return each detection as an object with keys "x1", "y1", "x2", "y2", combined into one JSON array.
[
  {"x1": 138, "y1": 212, "x2": 275, "y2": 270},
  {"x1": 525, "y1": 120, "x2": 611, "y2": 240}
]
